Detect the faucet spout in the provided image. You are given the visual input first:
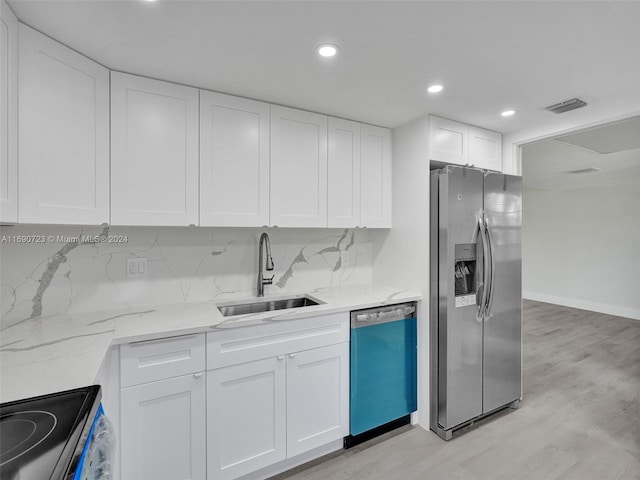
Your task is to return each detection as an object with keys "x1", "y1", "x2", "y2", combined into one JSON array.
[{"x1": 258, "y1": 232, "x2": 275, "y2": 297}]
